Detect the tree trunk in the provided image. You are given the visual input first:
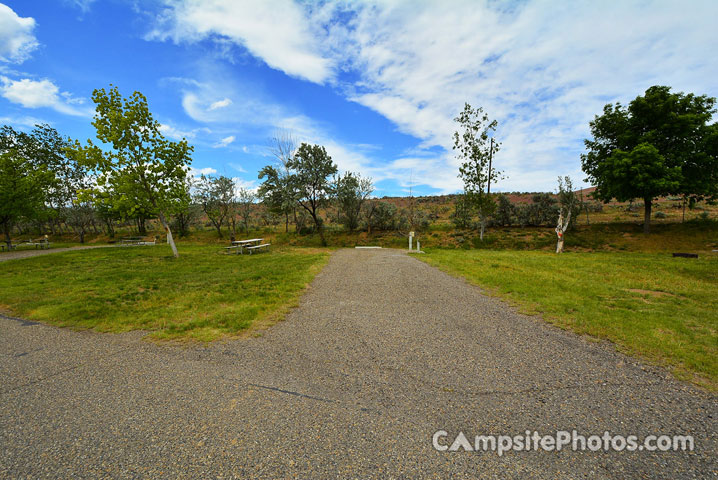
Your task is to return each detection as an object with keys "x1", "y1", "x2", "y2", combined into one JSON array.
[
  {"x1": 158, "y1": 211, "x2": 179, "y2": 258},
  {"x1": 285, "y1": 213, "x2": 289, "y2": 233},
  {"x1": 3, "y1": 221, "x2": 12, "y2": 250},
  {"x1": 643, "y1": 197, "x2": 652, "y2": 234},
  {"x1": 682, "y1": 196, "x2": 686, "y2": 222}
]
